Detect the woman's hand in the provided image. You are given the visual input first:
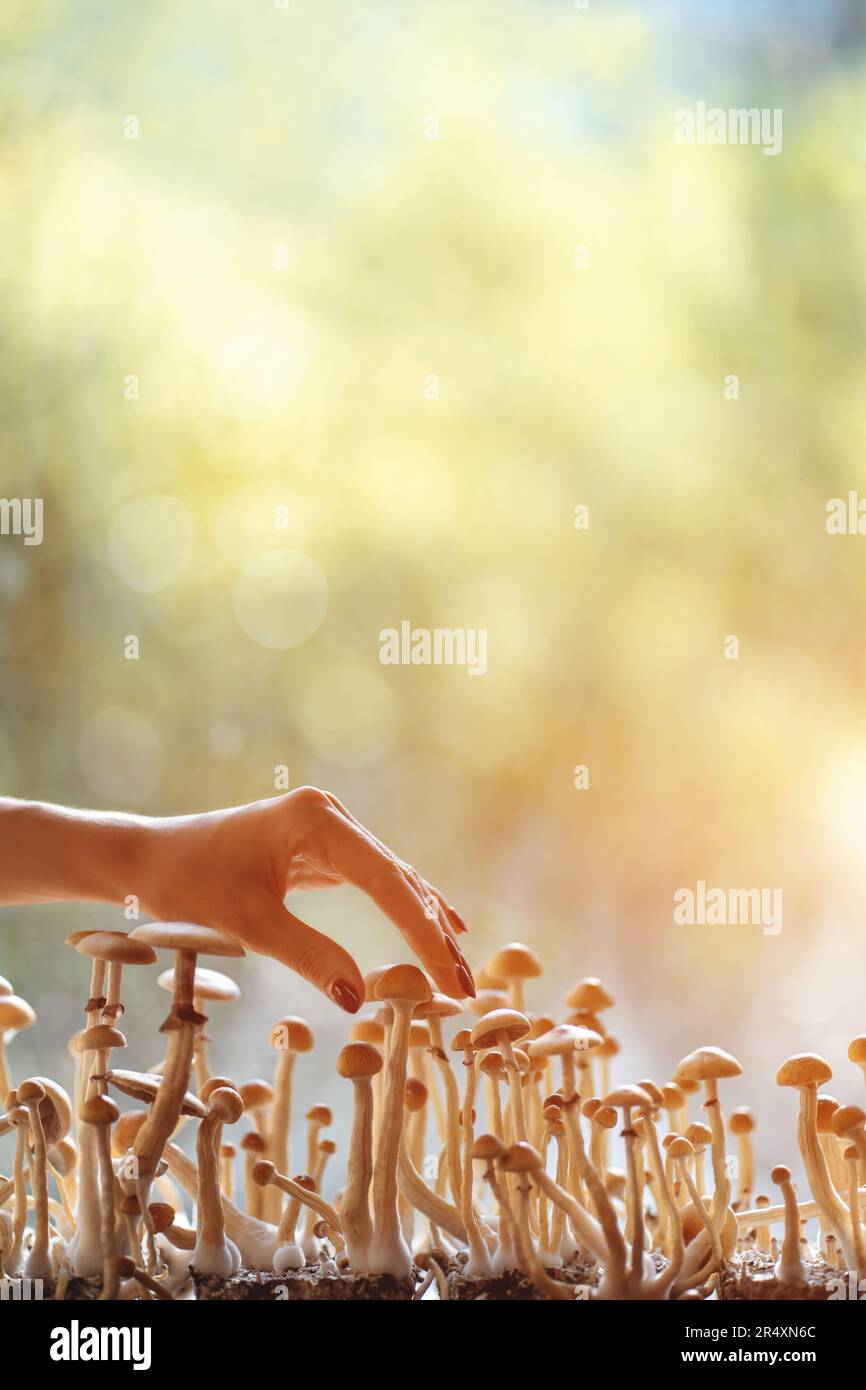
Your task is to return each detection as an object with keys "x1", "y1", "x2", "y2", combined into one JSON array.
[{"x1": 0, "y1": 790, "x2": 475, "y2": 1013}]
